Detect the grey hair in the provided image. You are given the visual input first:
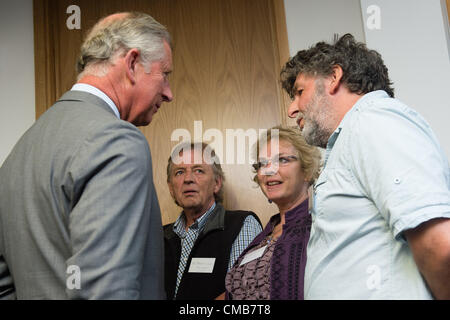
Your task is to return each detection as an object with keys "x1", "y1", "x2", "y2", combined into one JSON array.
[{"x1": 77, "y1": 12, "x2": 171, "y2": 79}]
